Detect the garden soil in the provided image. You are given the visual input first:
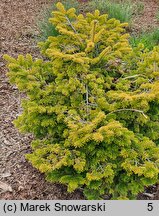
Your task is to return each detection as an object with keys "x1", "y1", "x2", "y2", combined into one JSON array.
[
  {"x1": 0, "y1": 0, "x2": 159, "y2": 200},
  {"x1": 132, "y1": 0, "x2": 159, "y2": 33}
]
